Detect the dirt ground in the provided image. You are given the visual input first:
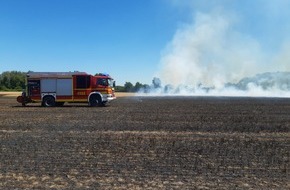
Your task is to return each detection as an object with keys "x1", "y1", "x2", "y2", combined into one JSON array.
[{"x1": 0, "y1": 94, "x2": 289, "y2": 189}]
